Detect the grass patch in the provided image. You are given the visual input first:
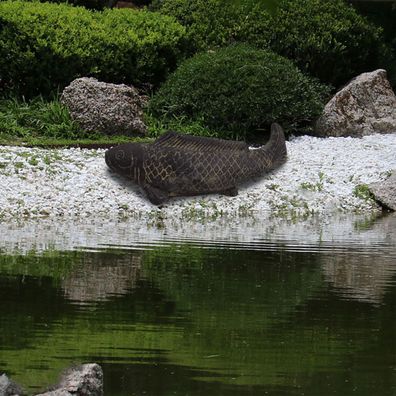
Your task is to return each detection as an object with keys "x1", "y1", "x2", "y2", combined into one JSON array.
[
  {"x1": 145, "y1": 112, "x2": 224, "y2": 139},
  {"x1": 0, "y1": 95, "x2": 153, "y2": 147},
  {"x1": 0, "y1": 95, "x2": 83, "y2": 139},
  {"x1": 353, "y1": 184, "x2": 375, "y2": 202},
  {"x1": 0, "y1": 95, "x2": 222, "y2": 147},
  {"x1": 0, "y1": 95, "x2": 251, "y2": 147}
]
